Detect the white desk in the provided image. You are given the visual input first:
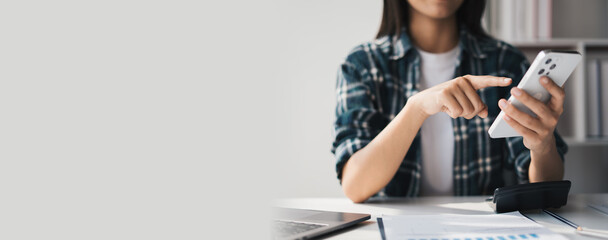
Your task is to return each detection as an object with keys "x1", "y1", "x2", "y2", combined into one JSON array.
[{"x1": 274, "y1": 193, "x2": 608, "y2": 240}]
